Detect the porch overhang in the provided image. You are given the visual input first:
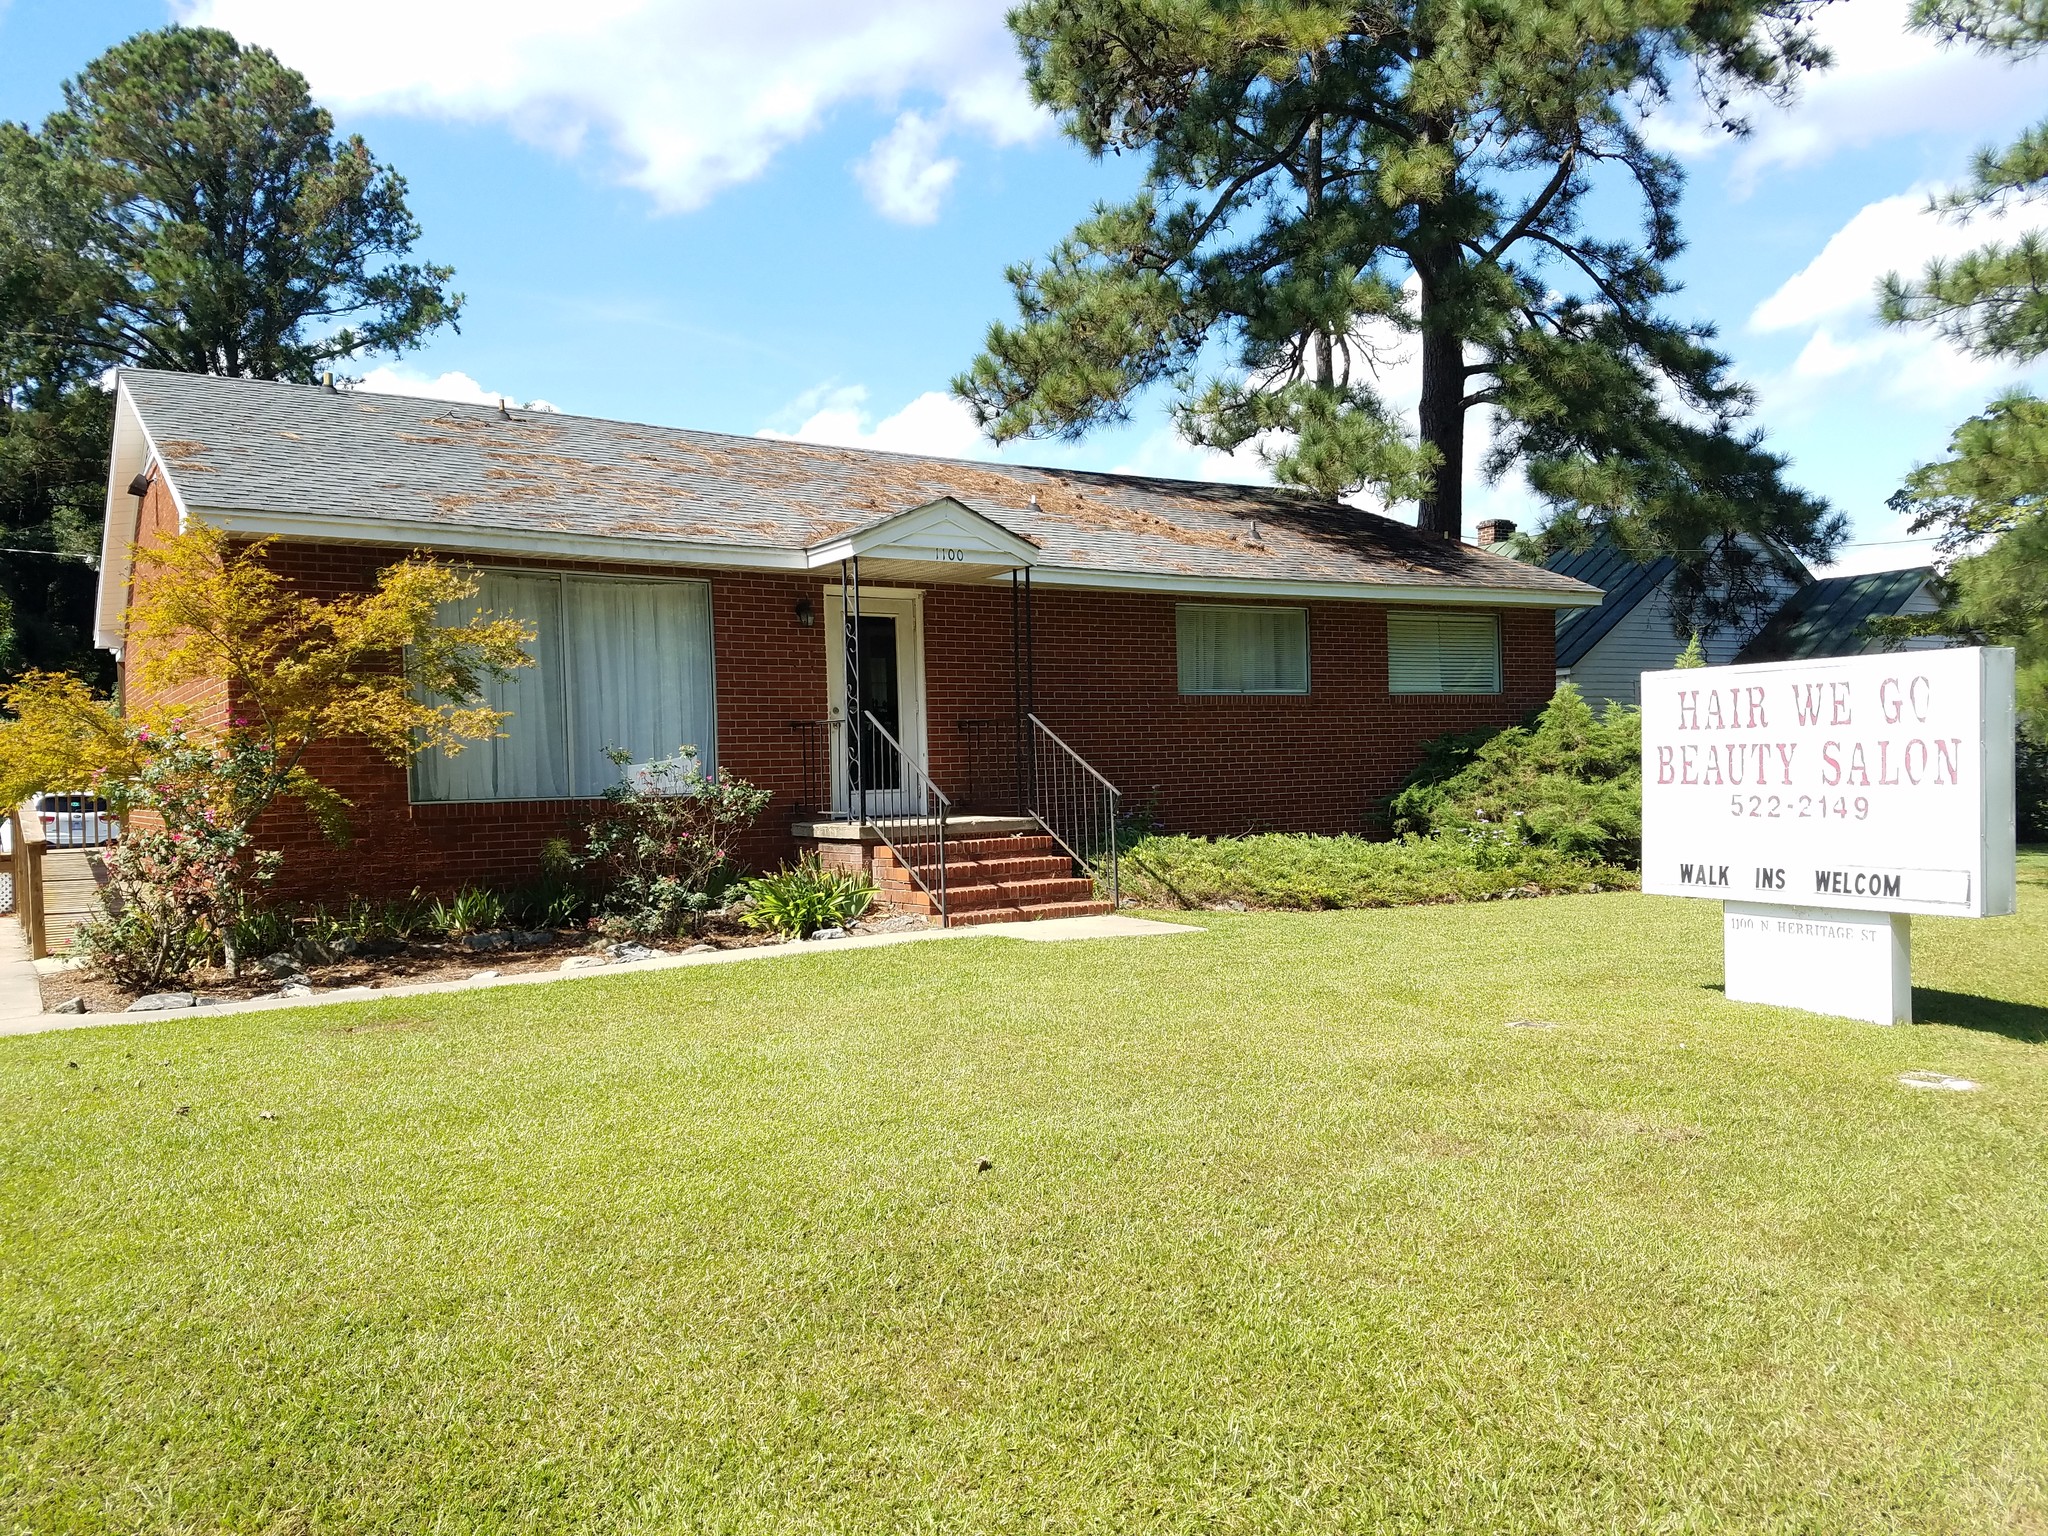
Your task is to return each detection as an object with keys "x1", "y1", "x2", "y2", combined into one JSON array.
[{"x1": 803, "y1": 497, "x2": 1037, "y2": 584}]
